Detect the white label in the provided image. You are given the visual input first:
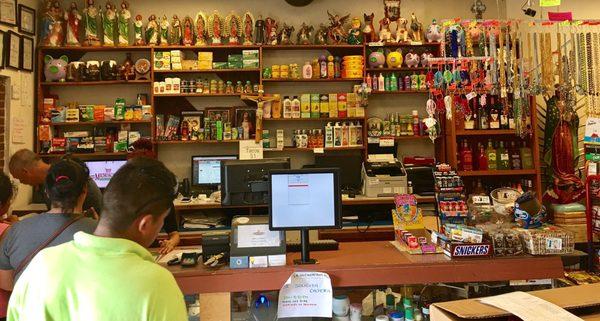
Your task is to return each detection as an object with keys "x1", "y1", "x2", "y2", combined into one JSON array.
[
  {"x1": 500, "y1": 154, "x2": 509, "y2": 161},
  {"x1": 472, "y1": 196, "x2": 491, "y2": 204},
  {"x1": 249, "y1": 256, "x2": 269, "y2": 268},
  {"x1": 313, "y1": 148, "x2": 324, "y2": 154},
  {"x1": 589, "y1": 162, "x2": 598, "y2": 176},
  {"x1": 268, "y1": 254, "x2": 286, "y2": 267},
  {"x1": 480, "y1": 292, "x2": 582, "y2": 321},
  {"x1": 239, "y1": 140, "x2": 264, "y2": 160},
  {"x1": 368, "y1": 137, "x2": 380, "y2": 144},
  {"x1": 546, "y1": 237, "x2": 563, "y2": 250},
  {"x1": 466, "y1": 92, "x2": 478, "y2": 100},
  {"x1": 278, "y1": 272, "x2": 333, "y2": 318},
  {"x1": 383, "y1": 187, "x2": 392, "y2": 194},
  {"x1": 379, "y1": 138, "x2": 395, "y2": 147}
]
